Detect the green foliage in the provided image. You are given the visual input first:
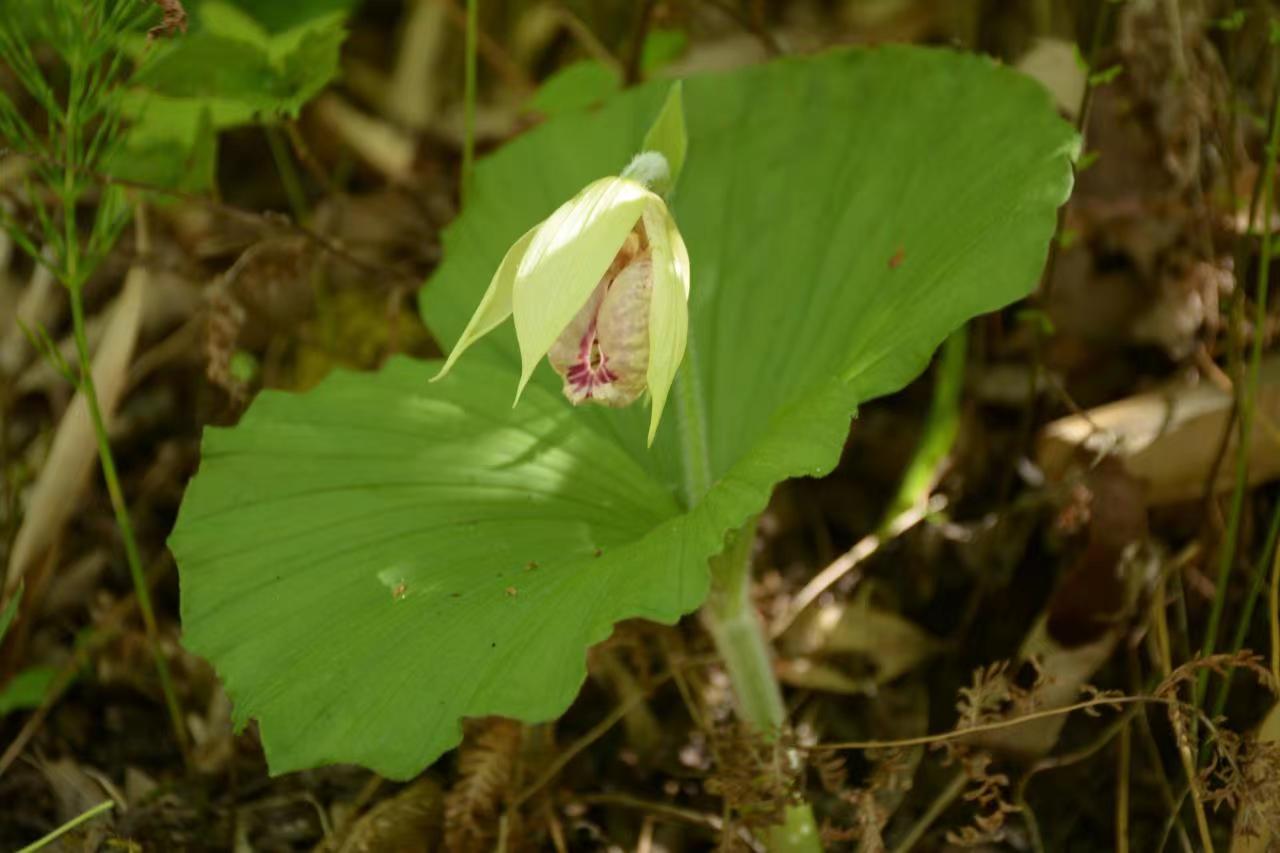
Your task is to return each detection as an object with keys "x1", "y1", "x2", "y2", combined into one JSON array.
[
  {"x1": 0, "y1": 0, "x2": 146, "y2": 286},
  {"x1": 1088, "y1": 63, "x2": 1124, "y2": 87},
  {"x1": 0, "y1": 666, "x2": 57, "y2": 717},
  {"x1": 109, "y1": 0, "x2": 353, "y2": 190},
  {"x1": 170, "y1": 46, "x2": 1077, "y2": 779}
]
